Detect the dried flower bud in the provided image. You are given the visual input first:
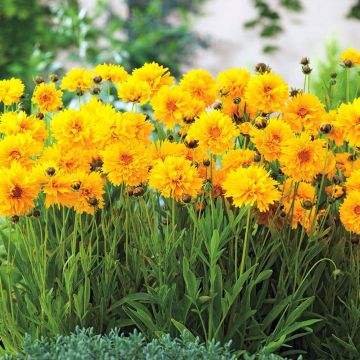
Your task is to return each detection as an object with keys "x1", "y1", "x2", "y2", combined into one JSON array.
[
  {"x1": 203, "y1": 159, "x2": 211, "y2": 167},
  {"x1": 182, "y1": 194, "x2": 192, "y2": 203},
  {"x1": 302, "y1": 65, "x2": 312, "y2": 74},
  {"x1": 45, "y1": 167, "x2": 56, "y2": 176},
  {"x1": 49, "y1": 74, "x2": 59, "y2": 82},
  {"x1": 320, "y1": 123, "x2": 333, "y2": 134},
  {"x1": 93, "y1": 75, "x2": 102, "y2": 84},
  {"x1": 300, "y1": 57, "x2": 310, "y2": 66},
  {"x1": 35, "y1": 76, "x2": 44, "y2": 84},
  {"x1": 133, "y1": 186, "x2": 145, "y2": 197}
]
